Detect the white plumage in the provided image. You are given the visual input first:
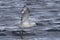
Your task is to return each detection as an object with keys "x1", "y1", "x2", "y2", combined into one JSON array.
[{"x1": 18, "y1": 6, "x2": 36, "y2": 28}]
